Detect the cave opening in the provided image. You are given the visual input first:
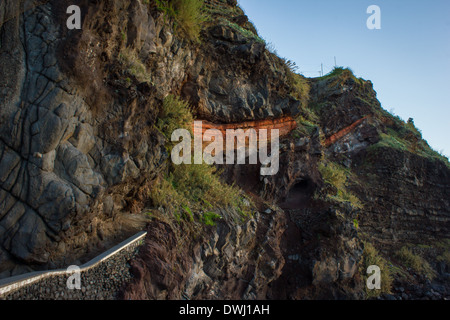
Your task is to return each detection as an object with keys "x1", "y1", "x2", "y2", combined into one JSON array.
[{"x1": 280, "y1": 179, "x2": 314, "y2": 210}]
